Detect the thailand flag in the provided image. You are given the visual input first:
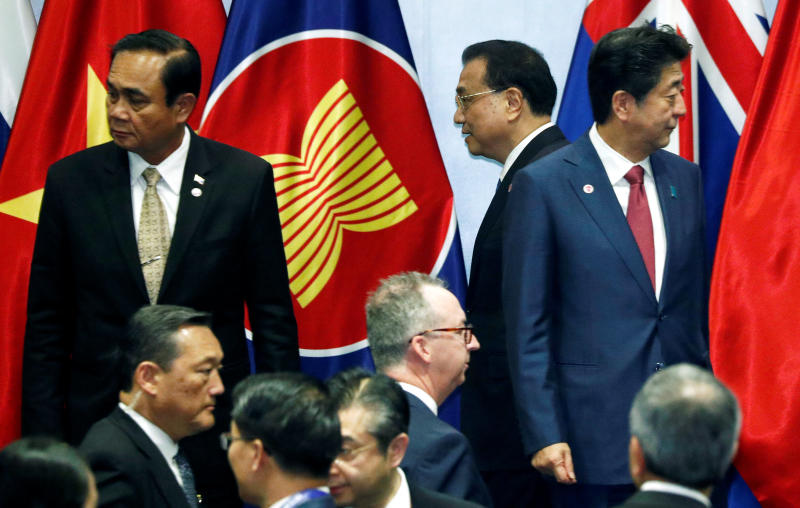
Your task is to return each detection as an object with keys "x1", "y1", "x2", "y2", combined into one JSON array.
[
  {"x1": 0, "y1": 0, "x2": 35, "y2": 169},
  {"x1": 557, "y1": 1, "x2": 768, "y2": 506},
  {"x1": 200, "y1": 0, "x2": 467, "y2": 384}
]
